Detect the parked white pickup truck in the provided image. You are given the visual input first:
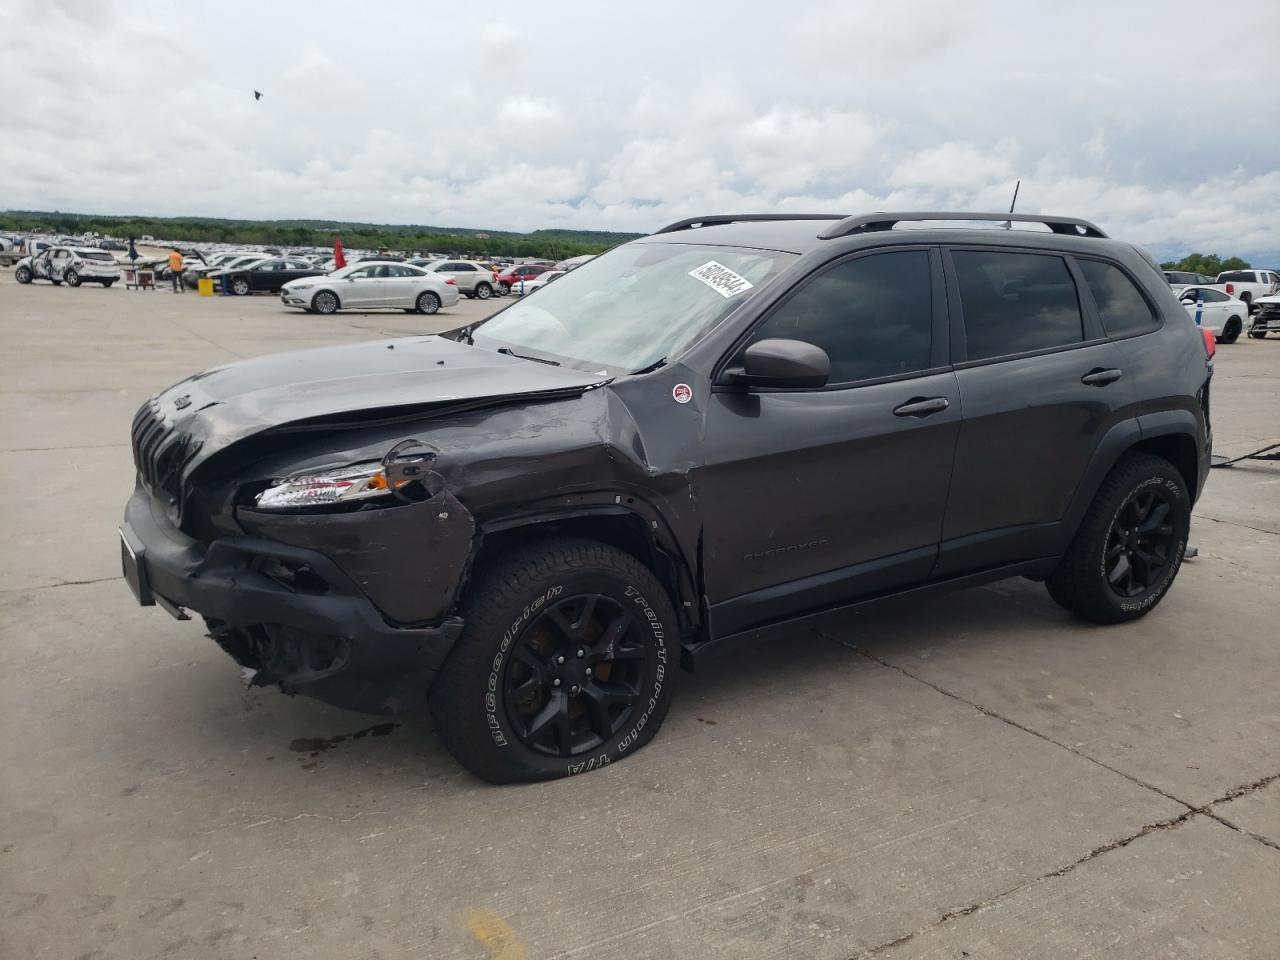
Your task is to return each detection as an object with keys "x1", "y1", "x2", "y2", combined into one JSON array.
[
  {"x1": 0, "y1": 236, "x2": 56, "y2": 267},
  {"x1": 1209, "y1": 270, "x2": 1280, "y2": 313}
]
